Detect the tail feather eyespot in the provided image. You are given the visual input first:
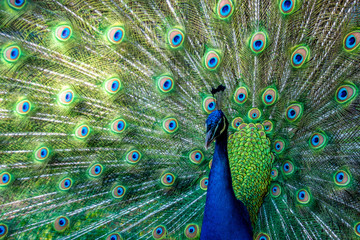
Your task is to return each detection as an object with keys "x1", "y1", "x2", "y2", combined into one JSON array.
[
  {"x1": 204, "y1": 51, "x2": 221, "y2": 71},
  {"x1": 256, "y1": 233, "x2": 270, "y2": 240},
  {"x1": 3, "y1": 45, "x2": 21, "y2": 62},
  {"x1": 286, "y1": 103, "x2": 303, "y2": 122},
  {"x1": 59, "y1": 178, "x2": 73, "y2": 191},
  {"x1": 168, "y1": 29, "x2": 185, "y2": 49},
  {"x1": 270, "y1": 184, "x2": 281, "y2": 198},
  {"x1": 296, "y1": 189, "x2": 310, "y2": 204},
  {"x1": 248, "y1": 108, "x2": 261, "y2": 121},
  {"x1": 274, "y1": 140, "x2": 285, "y2": 154},
  {"x1": 335, "y1": 83, "x2": 357, "y2": 104},
  {"x1": 161, "y1": 173, "x2": 175, "y2": 186},
  {"x1": 184, "y1": 223, "x2": 200, "y2": 238},
  {"x1": 75, "y1": 124, "x2": 90, "y2": 139},
  {"x1": 8, "y1": 0, "x2": 26, "y2": 10},
  {"x1": 153, "y1": 225, "x2": 166, "y2": 239},
  {"x1": 112, "y1": 185, "x2": 126, "y2": 198},
  {"x1": 334, "y1": 170, "x2": 350, "y2": 187},
  {"x1": 0, "y1": 172, "x2": 12, "y2": 187},
  {"x1": 343, "y1": 31, "x2": 360, "y2": 52},
  {"x1": 111, "y1": 119, "x2": 127, "y2": 133},
  {"x1": 16, "y1": 99, "x2": 31, "y2": 115},
  {"x1": 234, "y1": 87, "x2": 248, "y2": 104},
  {"x1": 280, "y1": 0, "x2": 296, "y2": 15},
  {"x1": 200, "y1": 177, "x2": 209, "y2": 190},
  {"x1": 250, "y1": 32, "x2": 267, "y2": 54},
  {"x1": 126, "y1": 150, "x2": 142, "y2": 164},
  {"x1": 104, "y1": 78, "x2": 121, "y2": 94},
  {"x1": 189, "y1": 150, "x2": 204, "y2": 164},
  {"x1": 291, "y1": 46, "x2": 310, "y2": 68},
  {"x1": 89, "y1": 164, "x2": 103, "y2": 177},
  {"x1": 54, "y1": 216, "x2": 69, "y2": 232},
  {"x1": 262, "y1": 88, "x2": 278, "y2": 106},
  {"x1": 162, "y1": 118, "x2": 179, "y2": 133},
  {"x1": 0, "y1": 224, "x2": 8, "y2": 238},
  {"x1": 34, "y1": 146, "x2": 50, "y2": 161},
  {"x1": 106, "y1": 232, "x2": 123, "y2": 240},
  {"x1": 309, "y1": 132, "x2": 327, "y2": 150},
  {"x1": 158, "y1": 76, "x2": 174, "y2": 93},
  {"x1": 107, "y1": 27, "x2": 125, "y2": 44},
  {"x1": 217, "y1": 0, "x2": 234, "y2": 19}
]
